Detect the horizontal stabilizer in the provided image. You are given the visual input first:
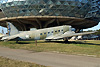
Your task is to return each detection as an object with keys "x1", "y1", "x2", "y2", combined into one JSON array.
[{"x1": 1, "y1": 35, "x2": 19, "y2": 41}]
